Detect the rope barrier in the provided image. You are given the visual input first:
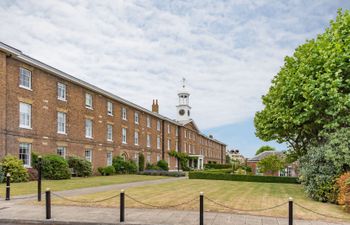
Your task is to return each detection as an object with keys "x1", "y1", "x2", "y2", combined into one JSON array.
[
  {"x1": 125, "y1": 194, "x2": 198, "y2": 209},
  {"x1": 294, "y1": 202, "x2": 348, "y2": 220},
  {"x1": 204, "y1": 196, "x2": 288, "y2": 212},
  {"x1": 51, "y1": 192, "x2": 120, "y2": 203}
]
